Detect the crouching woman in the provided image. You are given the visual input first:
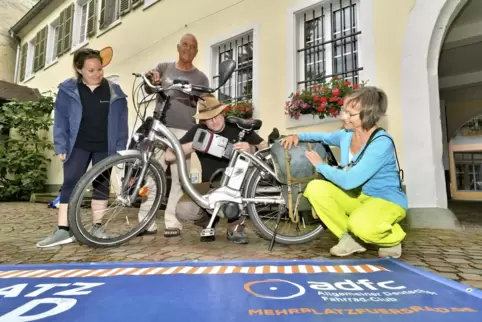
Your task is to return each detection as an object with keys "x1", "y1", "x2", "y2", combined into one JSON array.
[{"x1": 281, "y1": 86, "x2": 407, "y2": 258}]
